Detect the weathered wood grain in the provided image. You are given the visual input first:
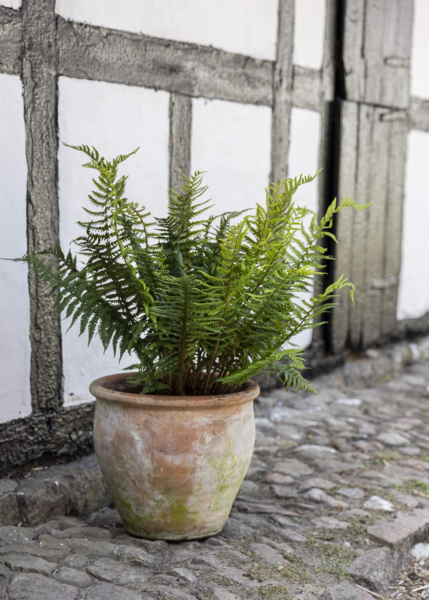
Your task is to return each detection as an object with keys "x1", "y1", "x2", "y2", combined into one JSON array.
[
  {"x1": 381, "y1": 0, "x2": 413, "y2": 108},
  {"x1": 0, "y1": 5, "x2": 22, "y2": 75},
  {"x1": 321, "y1": 0, "x2": 337, "y2": 103},
  {"x1": 382, "y1": 115, "x2": 407, "y2": 336},
  {"x1": 22, "y1": 0, "x2": 63, "y2": 411},
  {"x1": 363, "y1": 0, "x2": 386, "y2": 107},
  {"x1": 169, "y1": 94, "x2": 192, "y2": 194},
  {"x1": 333, "y1": 0, "x2": 414, "y2": 350},
  {"x1": 343, "y1": 0, "x2": 413, "y2": 109},
  {"x1": 271, "y1": 0, "x2": 294, "y2": 183},
  {"x1": 331, "y1": 101, "x2": 359, "y2": 354},
  {"x1": 313, "y1": 100, "x2": 333, "y2": 346},
  {"x1": 57, "y1": 18, "x2": 274, "y2": 108},
  {"x1": 343, "y1": 0, "x2": 365, "y2": 102},
  {"x1": 317, "y1": 0, "x2": 338, "y2": 235},
  {"x1": 333, "y1": 103, "x2": 409, "y2": 350},
  {"x1": 348, "y1": 104, "x2": 373, "y2": 347},
  {"x1": 292, "y1": 66, "x2": 322, "y2": 113},
  {"x1": 361, "y1": 107, "x2": 390, "y2": 346}
]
